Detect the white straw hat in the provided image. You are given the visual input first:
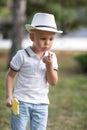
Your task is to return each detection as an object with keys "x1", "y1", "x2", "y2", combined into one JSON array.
[{"x1": 25, "y1": 13, "x2": 63, "y2": 33}]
